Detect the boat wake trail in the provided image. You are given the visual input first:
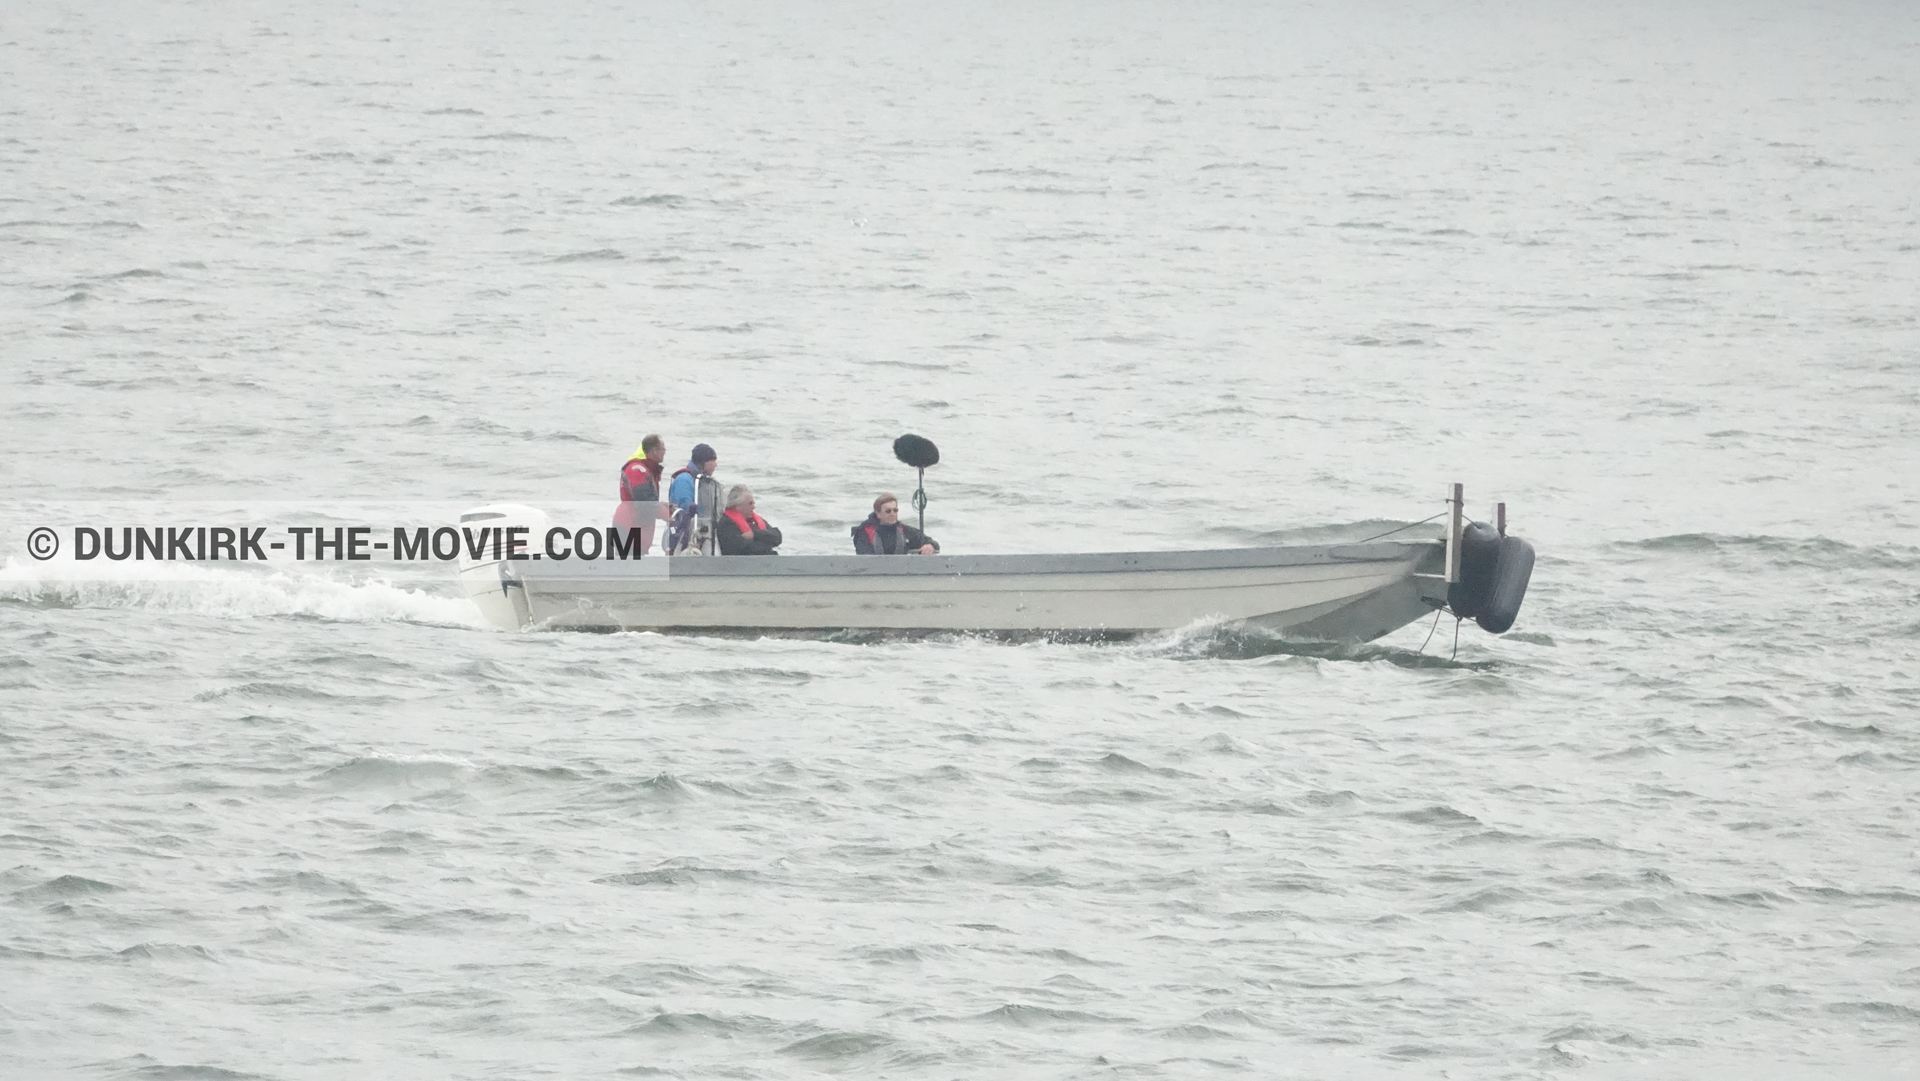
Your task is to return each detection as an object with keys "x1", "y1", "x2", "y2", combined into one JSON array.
[
  {"x1": 0, "y1": 558, "x2": 484, "y2": 627},
  {"x1": 1135, "y1": 616, "x2": 1495, "y2": 669}
]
